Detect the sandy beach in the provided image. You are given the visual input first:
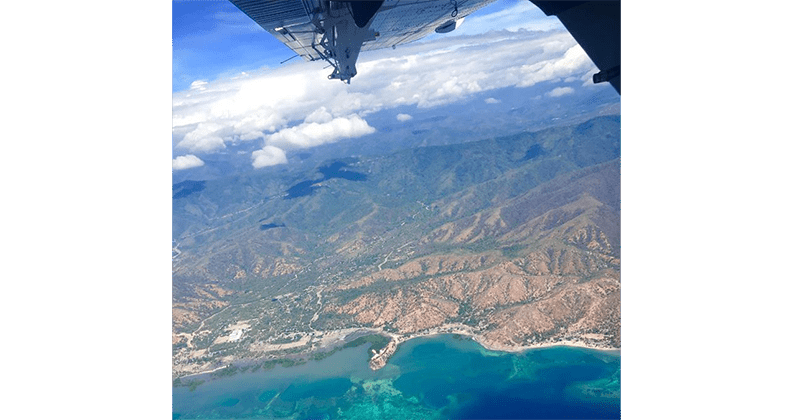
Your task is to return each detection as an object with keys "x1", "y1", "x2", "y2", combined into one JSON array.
[
  {"x1": 379, "y1": 323, "x2": 619, "y2": 358},
  {"x1": 349, "y1": 322, "x2": 619, "y2": 370}
]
